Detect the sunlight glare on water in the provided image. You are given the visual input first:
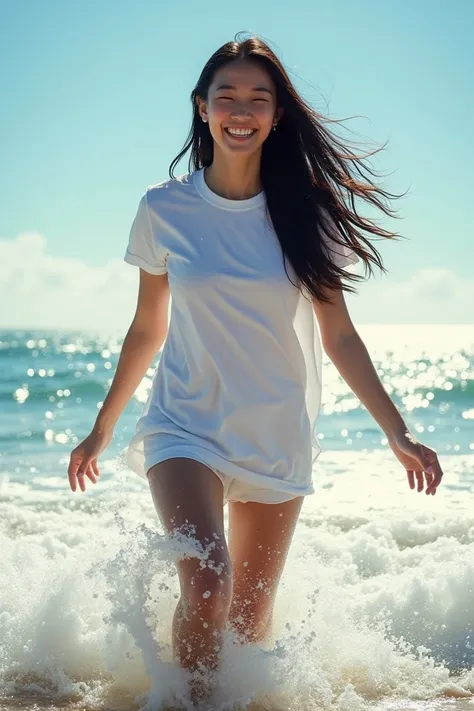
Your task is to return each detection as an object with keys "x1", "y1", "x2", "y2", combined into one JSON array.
[{"x1": 0, "y1": 325, "x2": 473, "y2": 710}]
